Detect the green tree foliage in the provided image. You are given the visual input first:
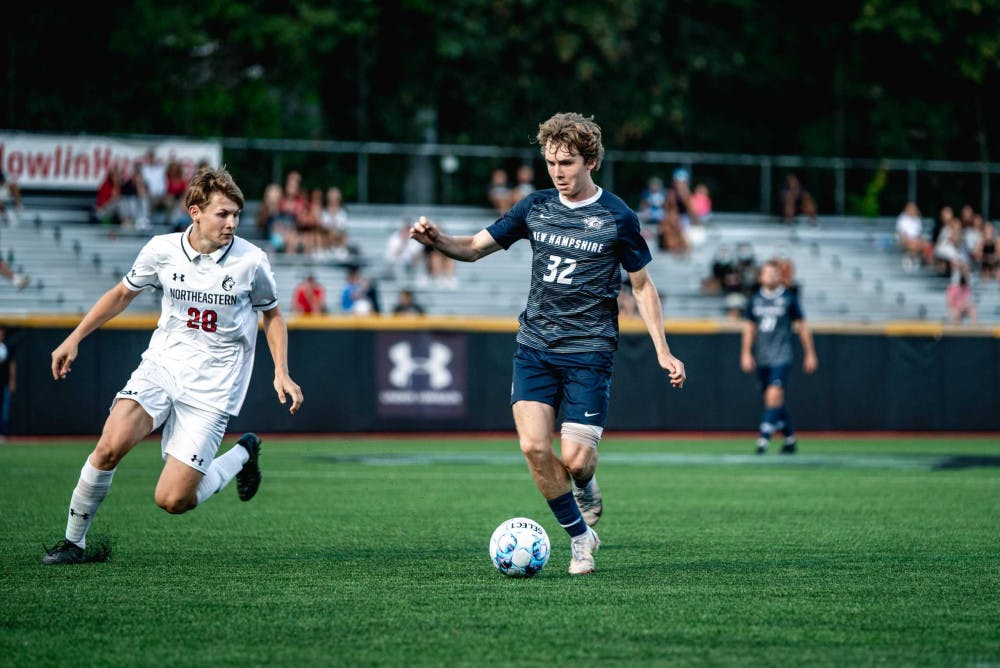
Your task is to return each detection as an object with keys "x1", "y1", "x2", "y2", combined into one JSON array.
[{"x1": 2, "y1": 0, "x2": 998, "y2": 162}]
